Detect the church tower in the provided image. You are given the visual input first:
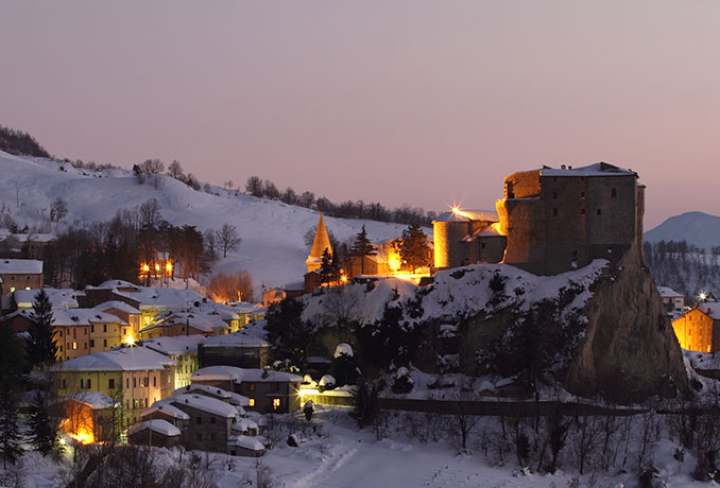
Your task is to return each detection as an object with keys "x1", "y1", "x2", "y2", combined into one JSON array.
[{"x1": 306, "y1": 214, "x2": 333, "y2": 273}]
